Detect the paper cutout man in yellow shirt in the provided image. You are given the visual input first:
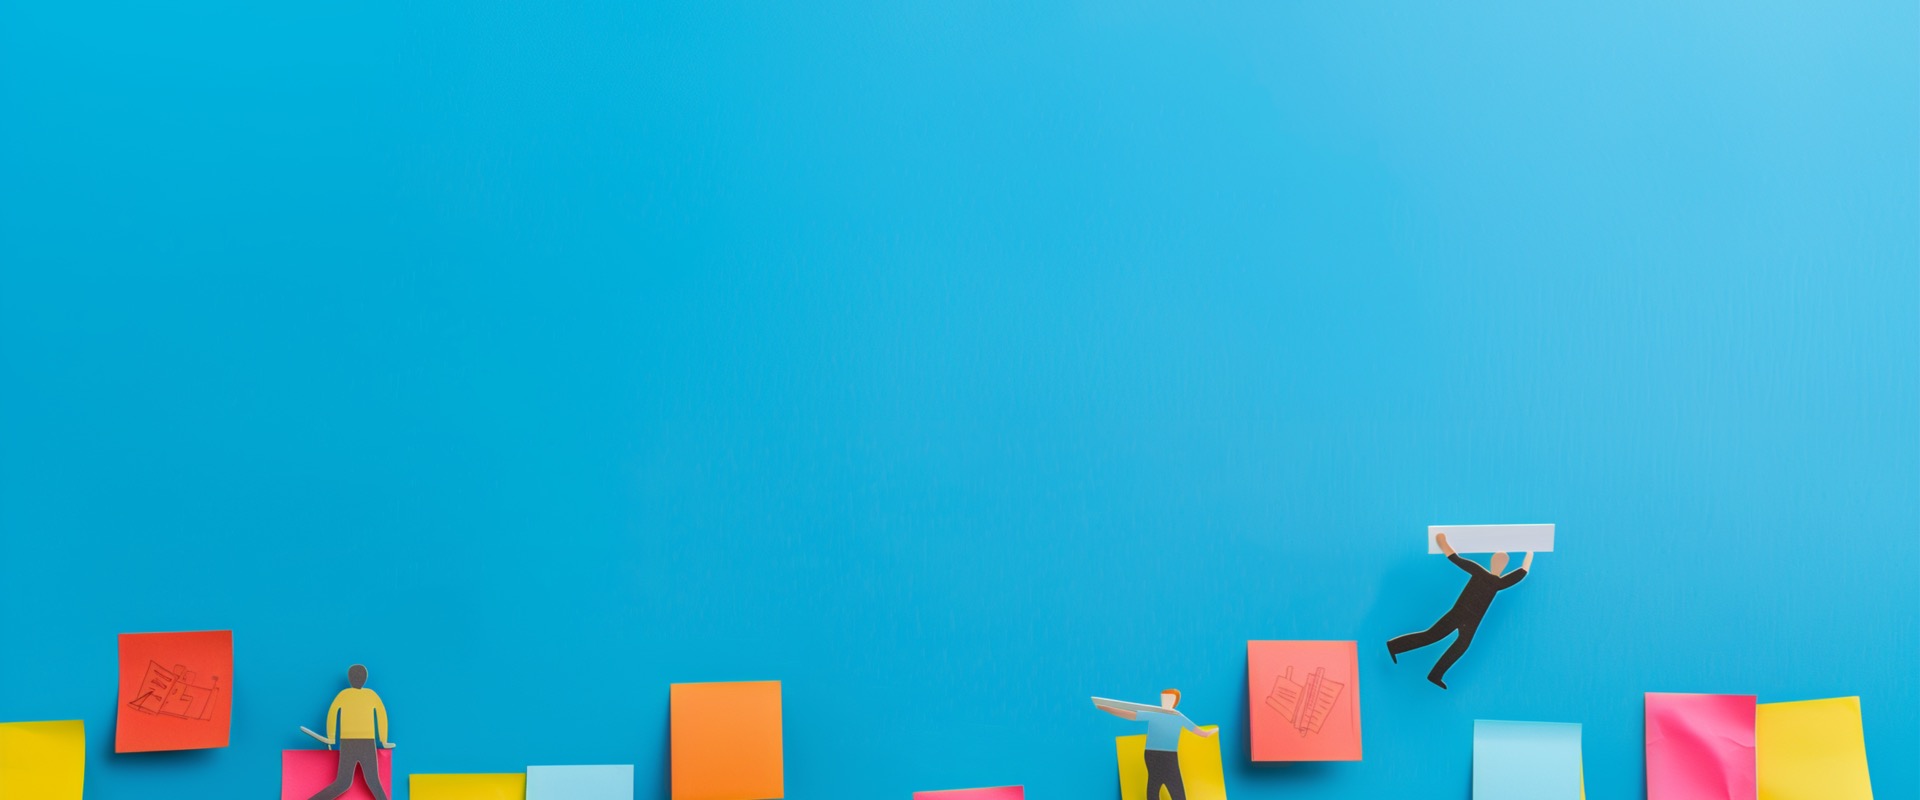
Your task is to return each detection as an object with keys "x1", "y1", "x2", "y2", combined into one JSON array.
[{"x1": 305, "y1": 664, "x2": 395, "y2": 800}]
